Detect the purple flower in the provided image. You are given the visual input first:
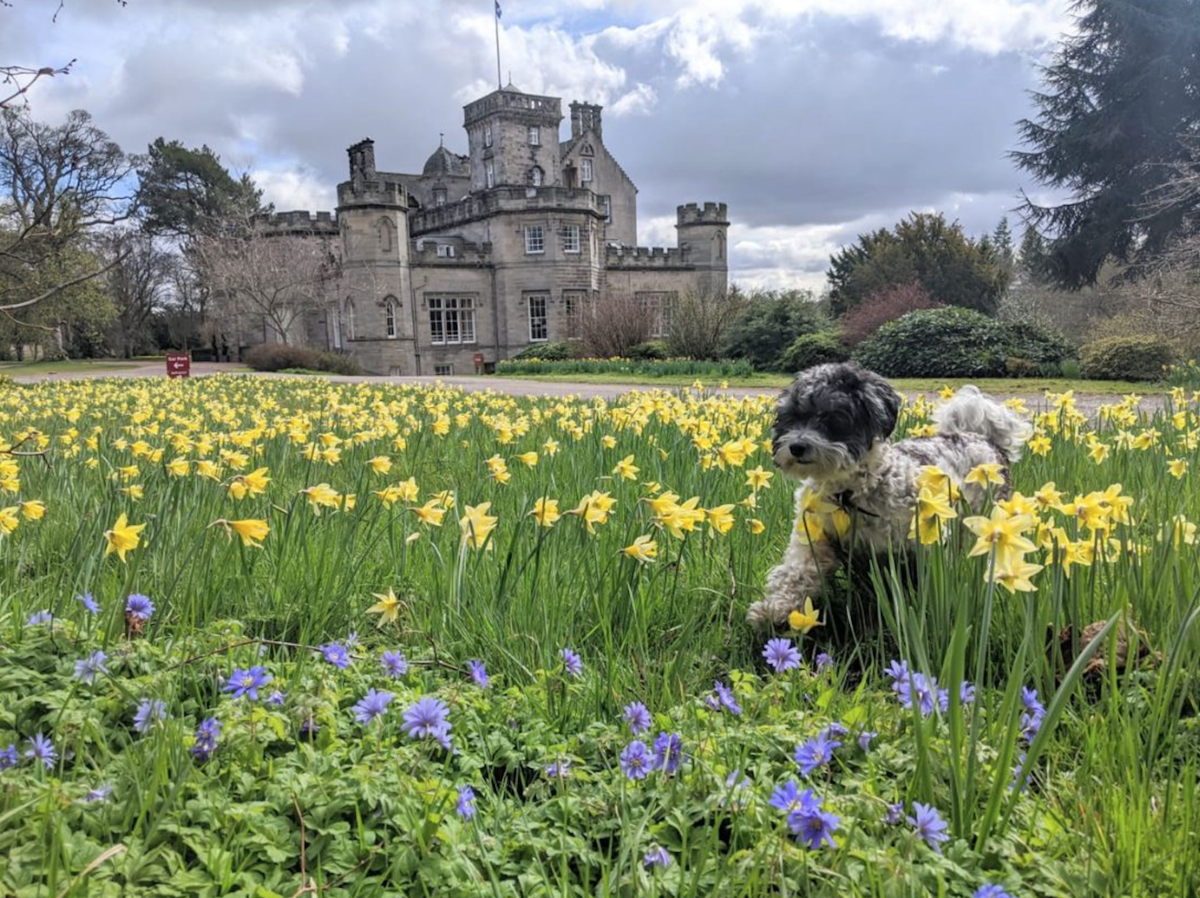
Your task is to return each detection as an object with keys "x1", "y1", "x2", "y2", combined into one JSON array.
[
  {"x1": 622, "y1": 701, "x2": 651, "y2": 735},
  {"x1": 763, "y1": 637, "x2": 801, "y2": 673},
  {"x1": 320, "y1": 642, "x2": 350, "y2": 669},
  {"x1": 814, "y1": 652, "x2": 833, "y2": 671},
  {"x1": 133, "y1": 698, "x2": 168, "y2": 733},
  {"x1": 125, "y1": 594, "x2": 154, "y2": 621},
  {"x1": 380, "y1": 650, "x2": 408, "y2": 678},
  {"x1": 898, "y1": 672, "x2": 947, "y2": 717},
  {"x1": 191, "y1": 717, "x2": 222, "y2": 761},
  {"x1": 643, "y1": 845, "x2": 671, "y2": 868},
  {"x1": 467, "y1": 660, "x2": 489, "y2": 689},
  {"x1": 77, "y1": 593, "x2": 100, "y2": 614},
  {"x1": 885, "y1": 802, "x2": 904, "y2": 824},
  {"x1": 1011, "y1": 751, "x2": 1030, "y2": 793},
  {"x1": 1021, "y1": 686, "x2": 1045, "y2": 742},
  {"x1": 795, "y1": 731, "x2": 841, "y2": 776},
  {"x1": 73, "y1": 650, "x2": 108, "y2": 685},
  {"x1": 908, "y1": 801, "x2": 950, "y2": 851},
  {"x1": 300, "y1": 716, "x2": 319, "y2": 737},
  {"x1": 352, "y1": 688, "x2": 394, "y2": 724},
  {"x1": 884, "y1": 659, "x2": 910, "y2": 689},
  {"x1": 267, "y1": 690, "x2": 286, "y2": 707},
  {"x1": 222, "y1": 666, "x2": 273, "y2": 700},
  {"x1": 769, "y1": 781, "x2": 820, "y2": 815},
  {"x1": 559, "y1": 647, "x2": 583, "y2": 677},
  {"x1": 26, "y1": 610, "x2": 53, "y2": 625},
  {"x1": 959, "y1": 681, "x2": 977, "y2": 705},
  {"x1": 544, "y1": 759, "x2": 571, "y2": 778},
  {"x1": 345, "y1": 631, "x2": 360, "y2": 649},
  {"x1": 790, "y1": 806, "x2": 840, "y2": 849},
  {"x1": 822, "y1": 722, "x2": 849, "y2": 740},
  {"x1": 25, "y1": 733, "x2": 56, "y2": 770},
  {"x1": 456, "y1": 785, "x2": 477, "y2": 820},
  {"x1": 857, "y1": 730, "x2": 877, "y2": 752},
  {"x1": 974, "y1": 886, "x2": 1014, "y2": 898},
  {"x1": 707, "y1": 680, "x2": 741, "y2": 716},
  {"x1": 620, "y1": 740, "x2": 652, "y2": 780},
  {"x1": 83, "y1": 783, "x2": 113, "y2": 803},
  {"x1": 653, "y1": 731, "x2": 683, "y2": 773},
  {"x1": 402, "y1": 697, "x2": 451, "y2": 748},
  {"x1": 0, "y1": 744, "x2": 18, "y2": 770}
]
